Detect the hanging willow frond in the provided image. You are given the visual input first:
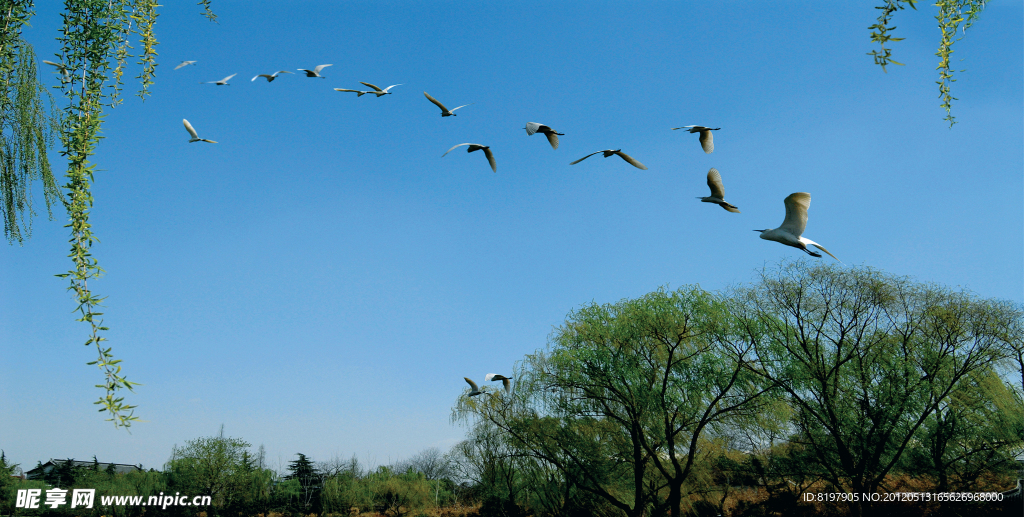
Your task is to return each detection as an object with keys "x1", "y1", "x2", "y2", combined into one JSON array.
[
  {"x1": 0, "y1": 18, "x2": 60, "y2": 244},
  {"x1": 934, "y1": 0, "x2": 986, "y2": 127},
  {"x1": 869, "y1": 0, "x2": 987, "y2": 127},
  {"x1": 45, "y1": 0, "x2": 216, "y2": 429},
  {"x1": 867, "y1": 0, "x2": 917, "y2": 72}
]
